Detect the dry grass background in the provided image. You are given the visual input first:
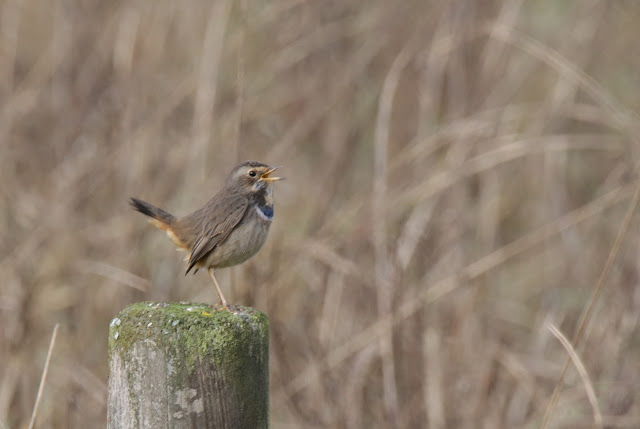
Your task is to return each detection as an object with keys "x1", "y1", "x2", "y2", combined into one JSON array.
[{"x1": 1, "y1": 0, "x2": 640, "y2": 427}]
